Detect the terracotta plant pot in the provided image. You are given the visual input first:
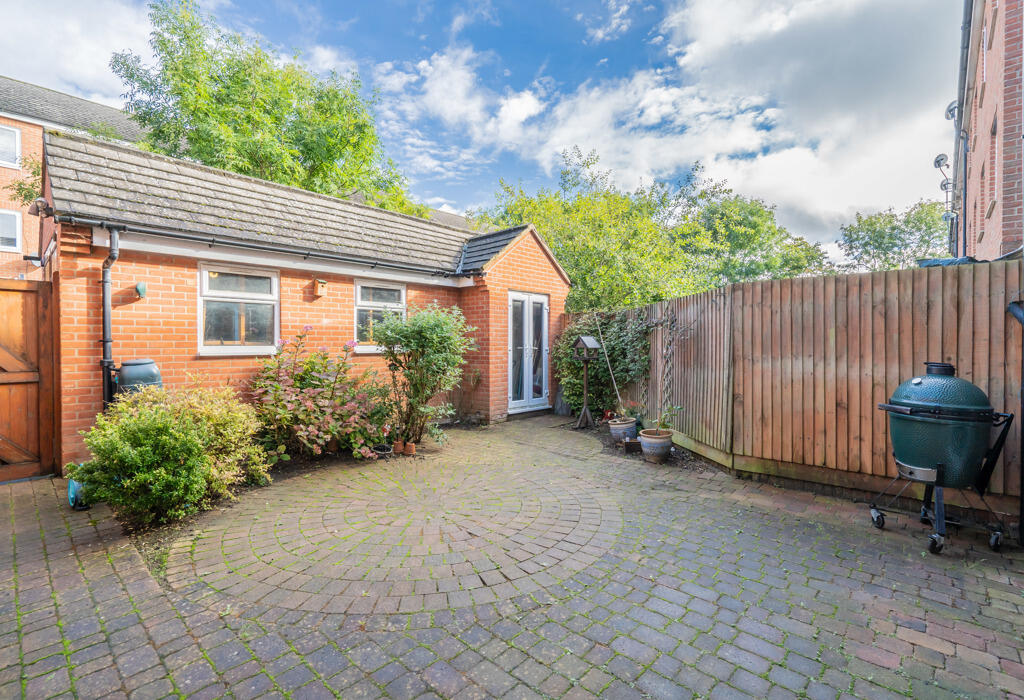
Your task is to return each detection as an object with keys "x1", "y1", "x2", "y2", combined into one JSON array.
[
  {"x1": 638, "y1": 429, "x2": 673, "y2": 463},
  {"x1": 392, "y1": 439, "x2": 405, "y2": 453},
  {"x1": 403, "y1": 442, "x2": 417, "y2": 456},
  {"x1": 608, "y1": 417, "x2": 638, "y2": 442}
]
